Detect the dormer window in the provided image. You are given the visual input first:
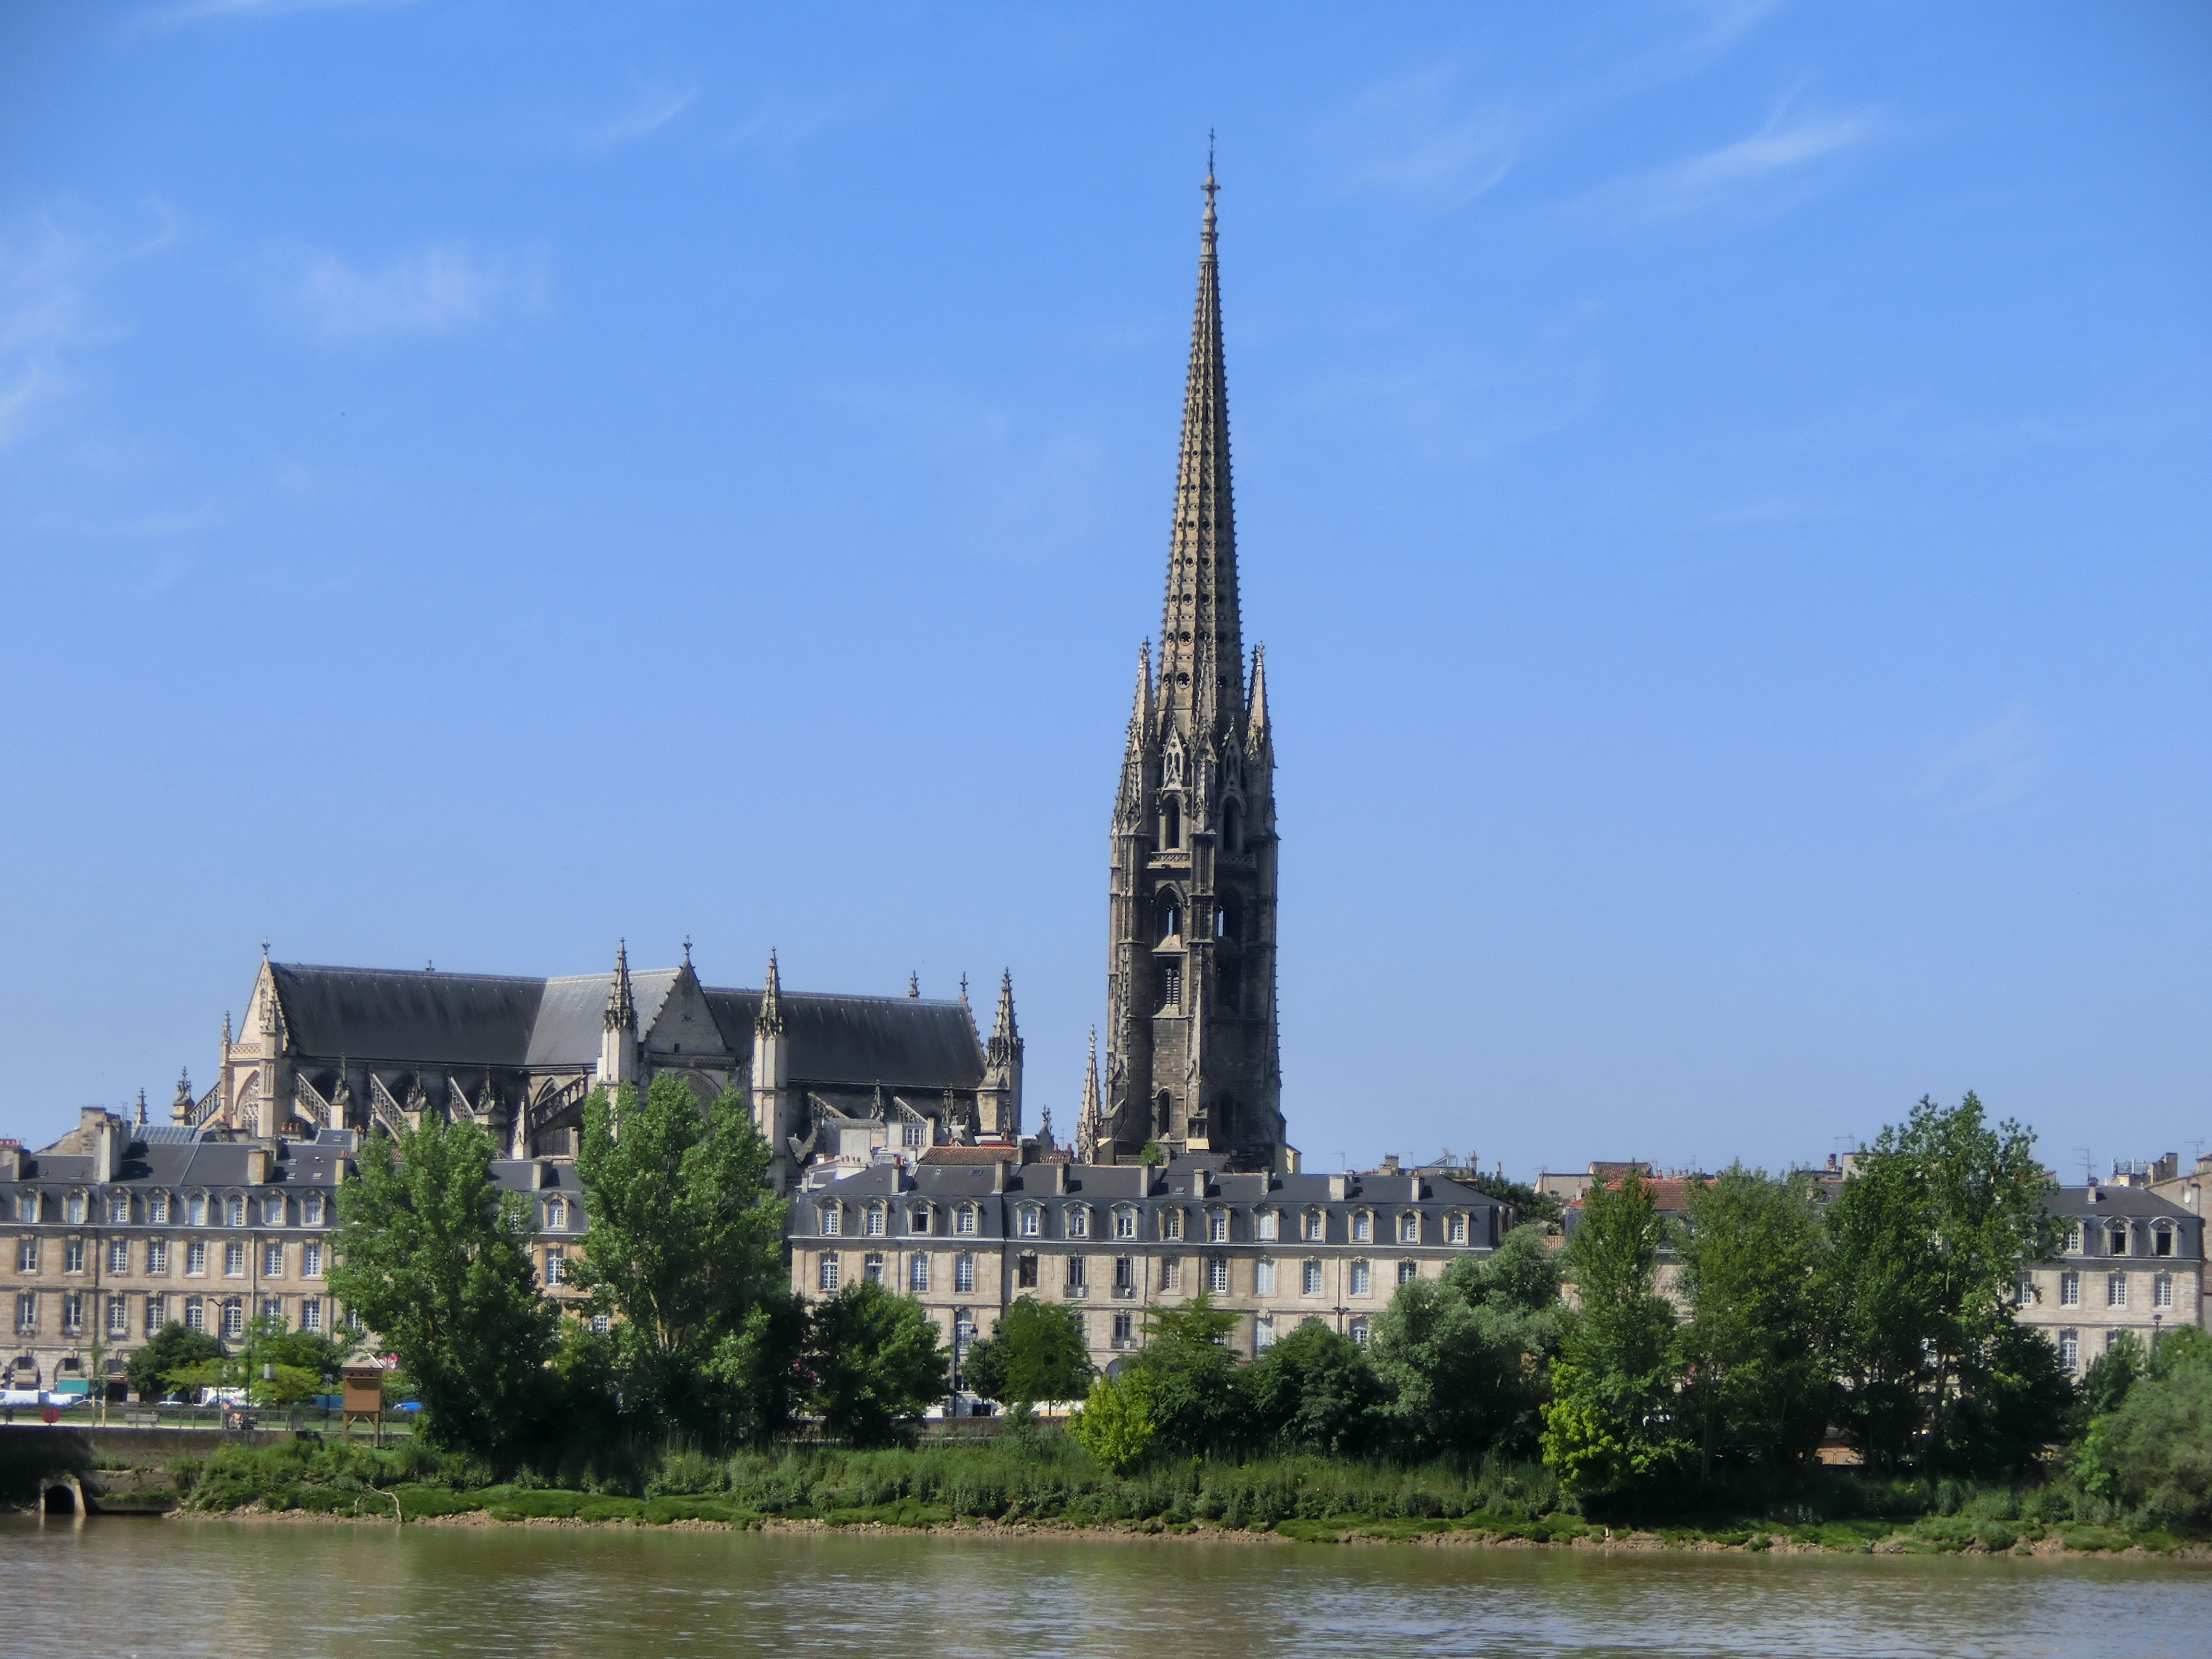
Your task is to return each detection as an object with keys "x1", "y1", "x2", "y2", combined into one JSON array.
[
  {"x1": 909, "y1": 1204, "x2": 932, "y2": 1234},
  {"x1": 107, "y1": 1194, "x2": 131, "y2": 1225},
  {"x1": 225, "y1": 1195, "x2": 246, "y2": 1228},
  {"x1": 263, "y1": 1195, "x2": 286, "y2": 1227},
  {"x1": 902, "y1": 1119, "x2": 926, "y2": 1150},
  {"x1": 188, "y1": 1194, "x2": 207, "y2": 1226},
  {"x1": 1304, "y1": 1208, "x2": 1325, "y2": 1242},
  {"x1": 148, "y1": 1191, "x2": 169, "y2": 1225},
  {"x1": 865, "y1": 1204, "x2": 887, "y2": 1237},
  {"x1": 14, "y1": 1192, "x2": 37, "y2": 1223},
  {"x1": 545, "y1": 1199, "x2": 567, "y2": 1231},
  {"x1": 64, "y1": 1192, "x2": 85, "y2": 1225},
  {"x1": 1161, "y1": 1208, "x2": 1184, "y2": 1242},
  {"x1": 1255, "y1": 1208, "x2": 1278, "y2": 1242},
  {"x1": 1208, "y1": 1209, "x2": 1229, "y2": 1244},
  {"x1": 819, "y1": 1203, "x2": 842, "y2": 1237},
  {"x1": 1115, "y1": 1207, "x2": 1138, "y2": 1240},
  {"x1": 1068, "y1": 1207, "x2": 1090, "y2": 1240},
  {"x1": 1351, "y1": 1209, "x2": 1372, "y2": 1243},
  {"x1": 1399, "y1": 1211, "x2": 1421, "y2": 1244},
  {"x1": 2108, "y1": 1222, "x2": 2129, "y2": 1257},
  {"x1": 956, "y1": 1204, "x2": 977, "y2": 1237},
  {"x1": 1447, "y1": 1212, "x2": 1468, "y2": 1245},
  {"x1": 2154, "y1": 1223, "x2": 2174, "y2": 1259},
  {"x1": 2064, "y1": 1221, "x2": 2083, "y2": 1254},
  {"x1": 1019, "y1": 1206, "x2": 1041, "y2": 1238}
]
